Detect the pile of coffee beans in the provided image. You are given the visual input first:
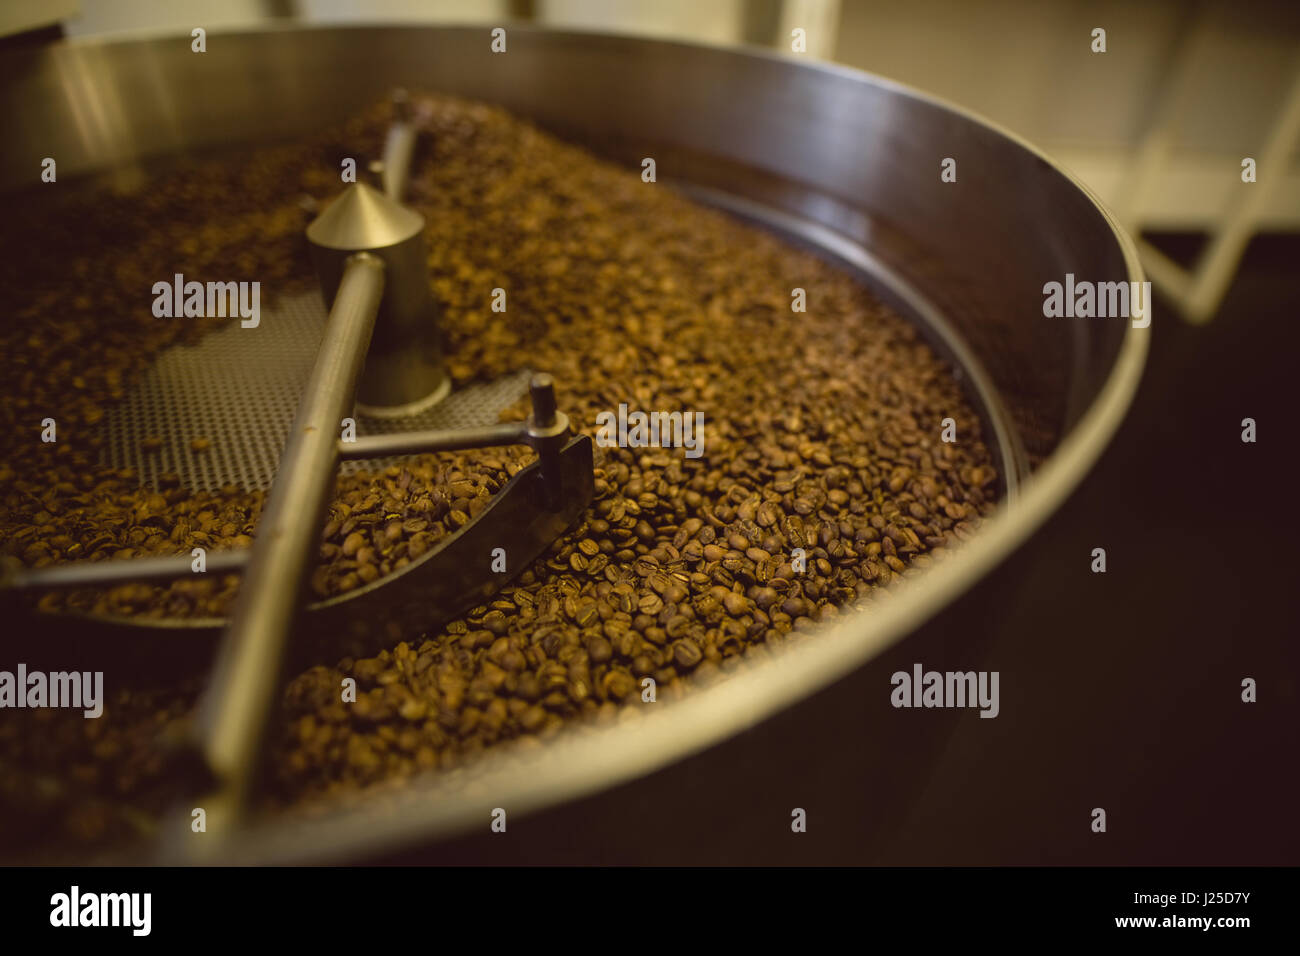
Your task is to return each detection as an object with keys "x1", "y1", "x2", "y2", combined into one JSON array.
[{"x1": 0, "y1": 93, "x2": 997, "y2": 857}]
